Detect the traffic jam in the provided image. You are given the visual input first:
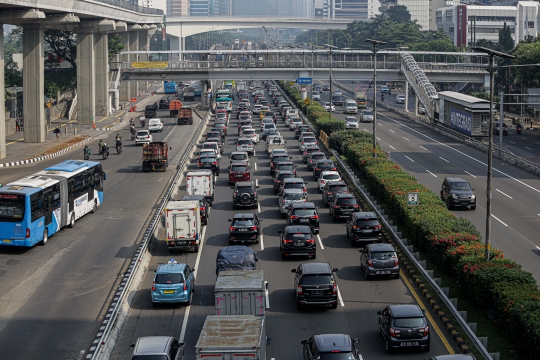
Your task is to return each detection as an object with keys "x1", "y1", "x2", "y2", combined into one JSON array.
[{"x1": 129, "y1": 80, "x2": 453, "y2": 360}]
